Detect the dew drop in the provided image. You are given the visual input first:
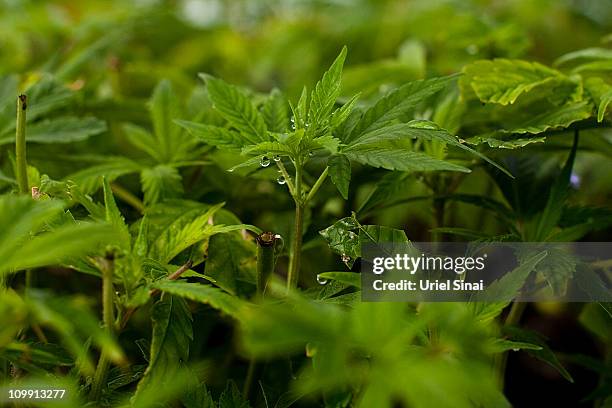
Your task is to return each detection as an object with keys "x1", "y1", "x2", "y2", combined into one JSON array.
[
  {"x1": 277, "y1": 175, "x2": 287, "y2": 185},
  {"x1": 512, "y1": 348, "x2": 519, "y2": 352},
  {"x1": 316, "y1": 274, "x2": 328, "y2": 285},
  {"x1": 273, "y1": 155, "x2": 281, "y2": 162},
  {"x1": 260, "y1": 156, "x2": 271, "y2": 167},
  {"x1": 308, "y1": 151, "x2": 314, "y2": 157}
]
